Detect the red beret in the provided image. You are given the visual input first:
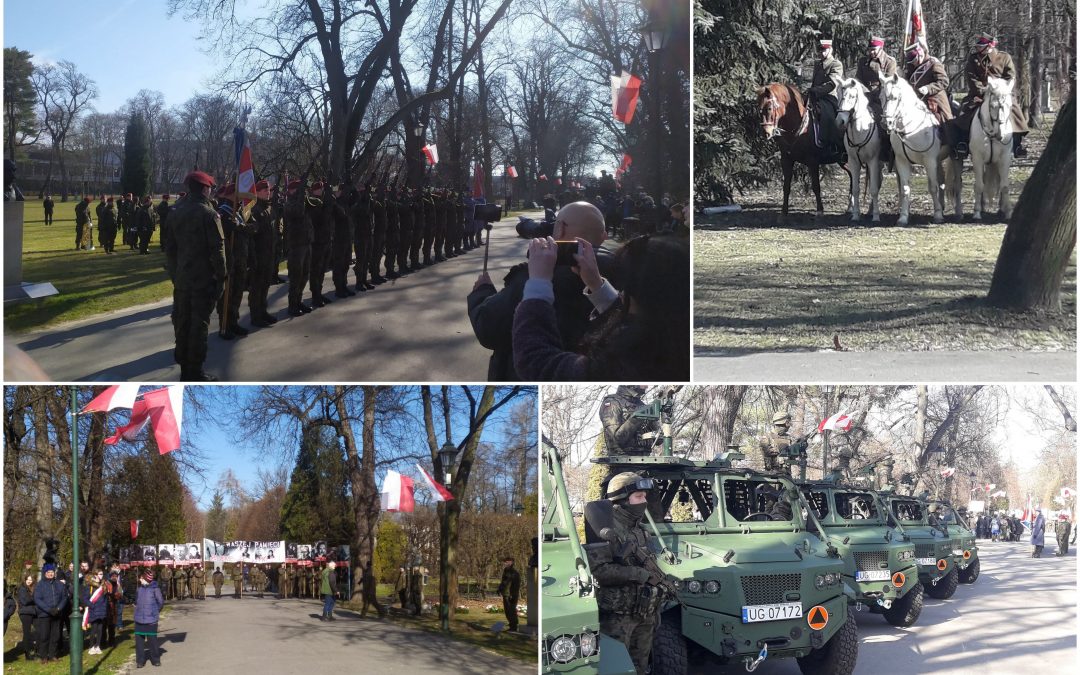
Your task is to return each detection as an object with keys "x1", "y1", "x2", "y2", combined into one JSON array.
[
  {"x1": 255, "y1": 180, "x2": 270, "y2": 192},
  {"x1": 84, "y1": 196, "x2": 92, "y2": 202},
  {"x1": 287, "y1": 179, "x2": 302, "y2": 195},
  {"x1": 311, "y1": 181, "x2": 324, "y2": 191},
  {"x1": 869, "y1": 36, "x2": 884, "y2": 47},
  {"x1": 185, "y1": 171, "x2": 215, "y2": 188},
  {"x1": 162, "y1": 194, "x2": 170, "y2": 200}
]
